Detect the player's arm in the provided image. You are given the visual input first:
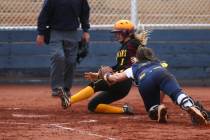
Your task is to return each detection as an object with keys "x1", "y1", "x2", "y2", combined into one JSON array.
[
  {"x1": 84, "y1": 66, "x2": 113, "y2": 81},
  {"x1": 104, "y1": 67, "x2": 133, "y2": 85},
  {"x1": 36, "y1": 0, "x2": 53, "y2": 46}
]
